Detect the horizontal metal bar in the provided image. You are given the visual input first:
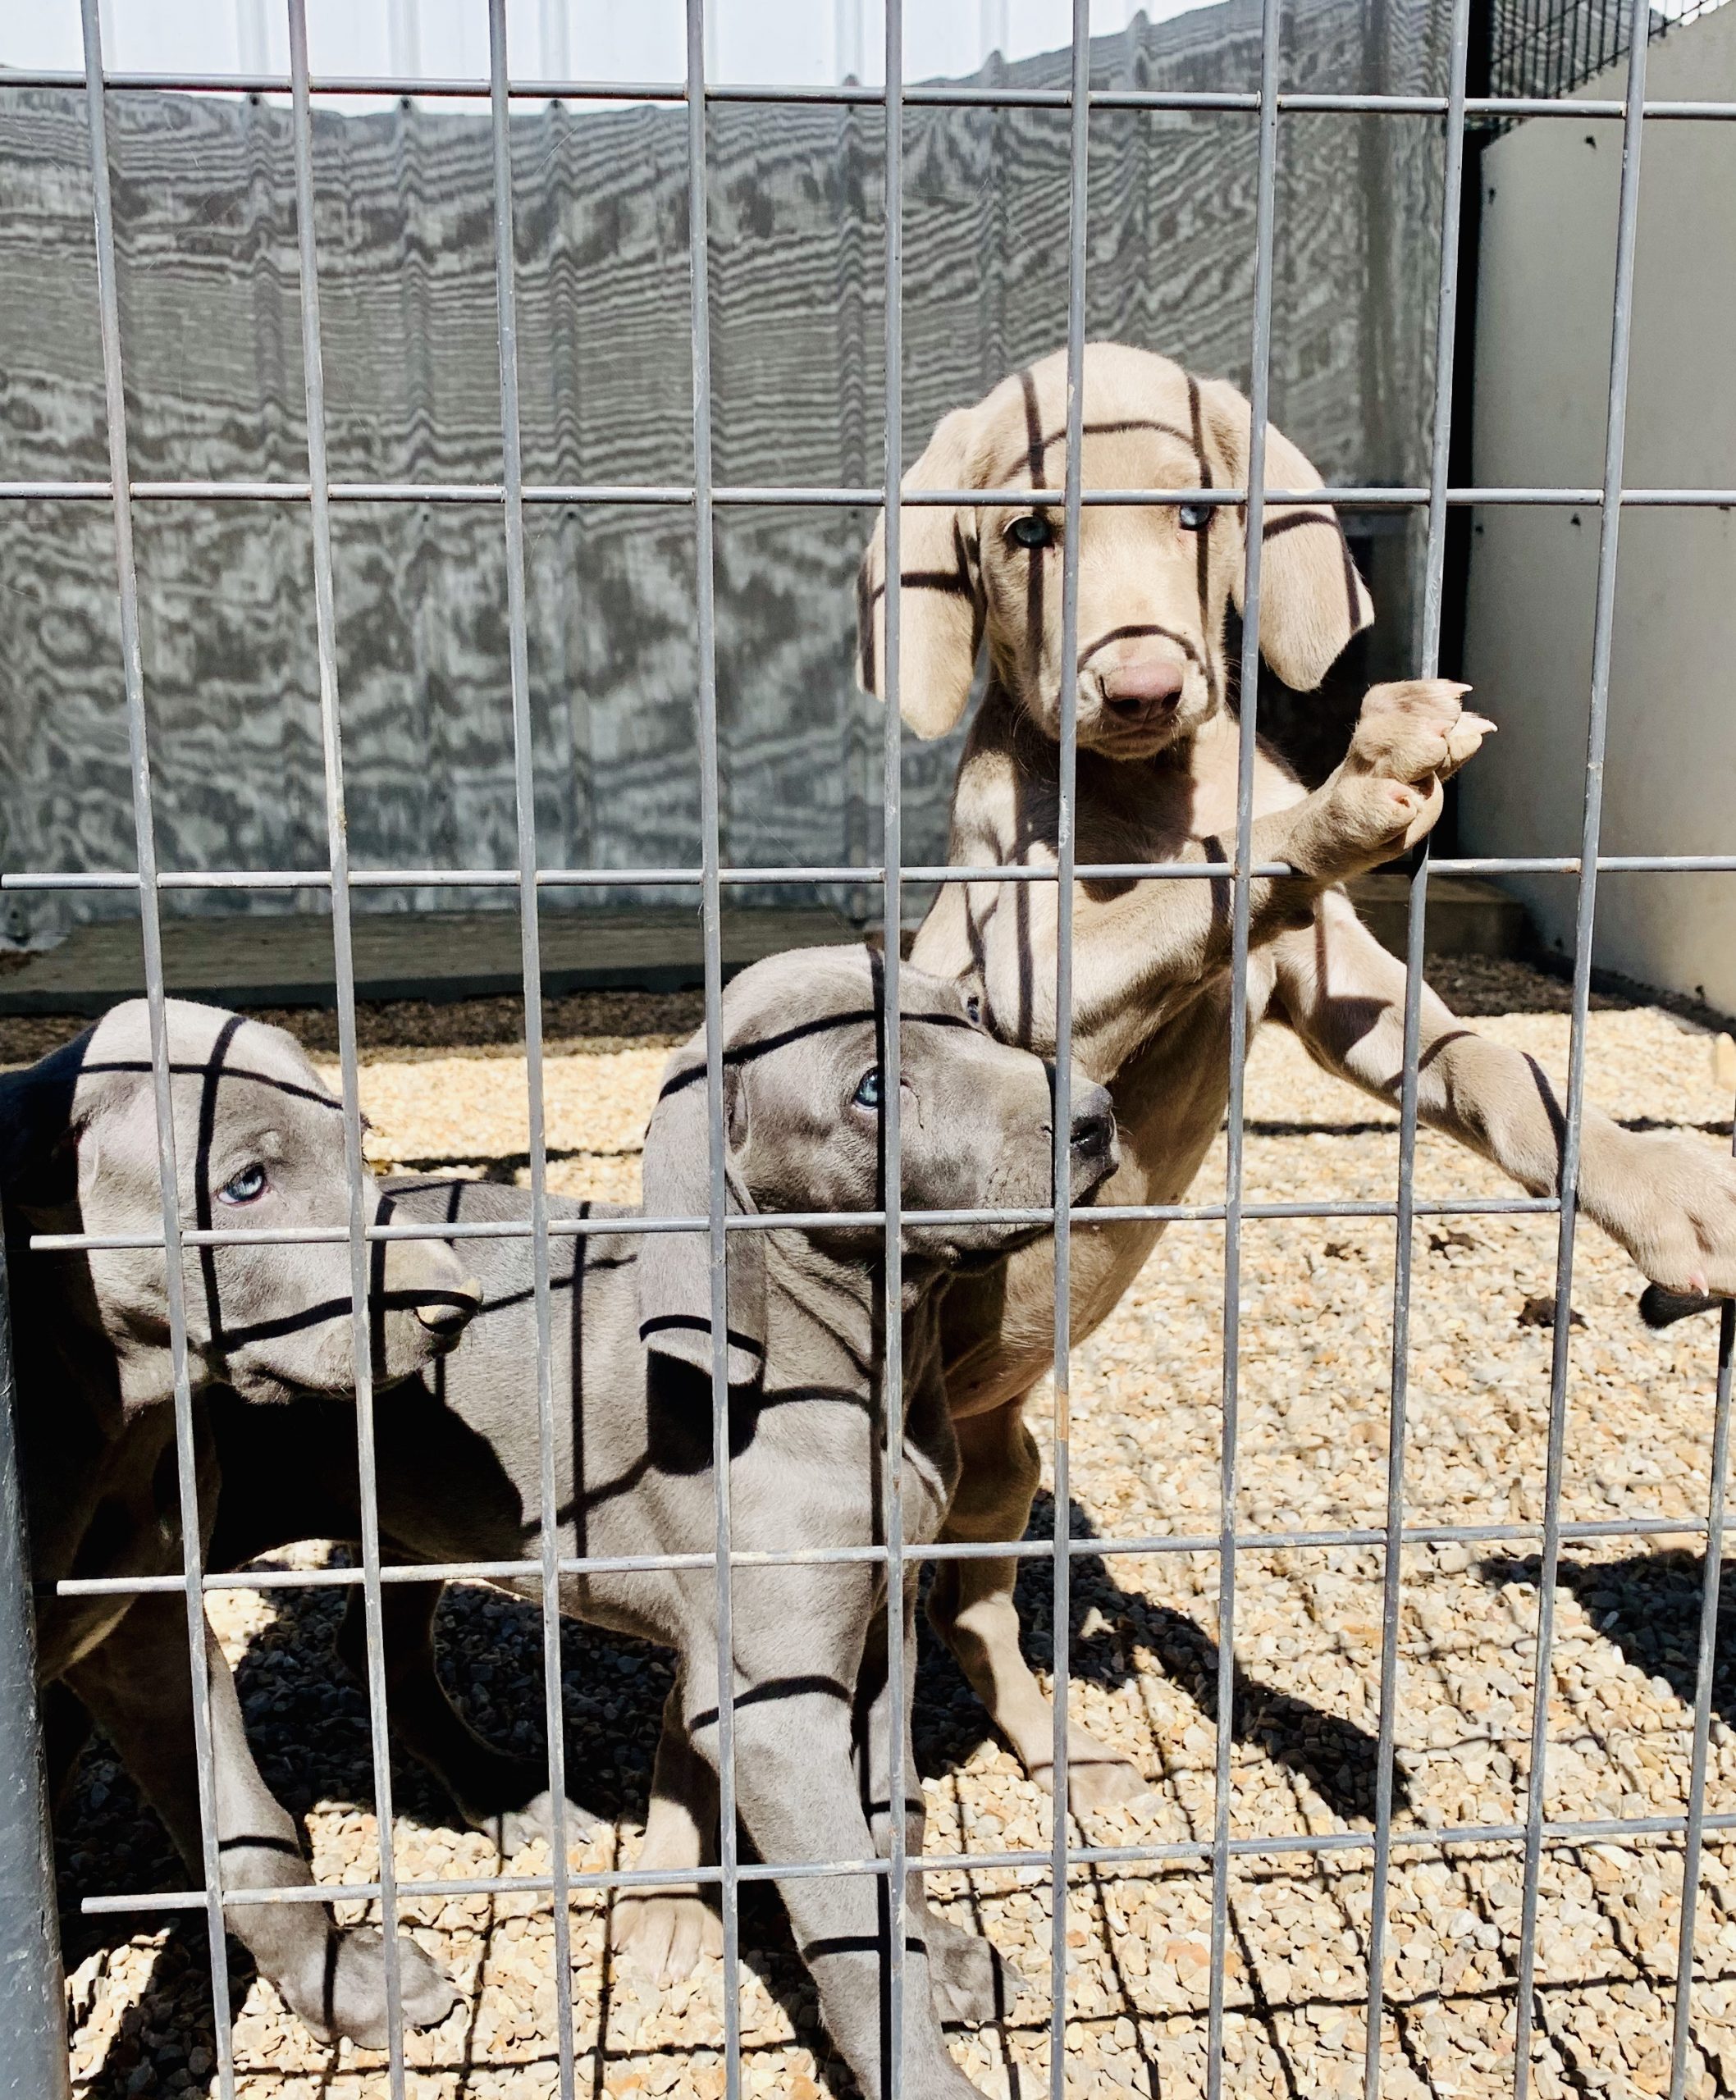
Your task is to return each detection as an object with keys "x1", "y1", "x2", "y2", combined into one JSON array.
[
  {"x1": 23, "y1": 1191, "x2": 1565, "y2": 1259},
  {"x1": 0, "y1": 861, "x2": 1303, "y2": 892},
  {"x1": 84, "y1": 1801, "x2": 1736, "y2": 1923},
  {"x1": 8, "y1": 854, "x2": 1736, "y2": 899},
  {"x1": 85, "y1": 1853, "x2": 896, "y2": 1917},
  {"x1": 4, "y1": 69, "x2": 1736, "y2": 121},
  {"x1": 46, "y1": 1506, "x2": 1711, "y2": 1602},
  {"x1": 7, "y1": 477, "x2": 1736, "y2": 510}
]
